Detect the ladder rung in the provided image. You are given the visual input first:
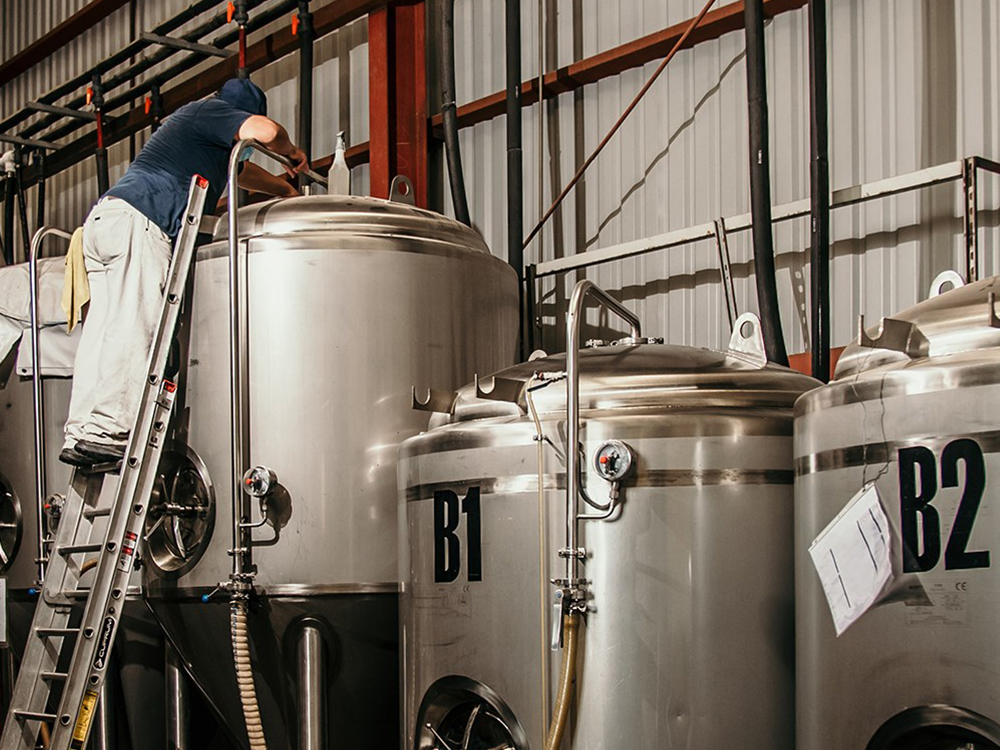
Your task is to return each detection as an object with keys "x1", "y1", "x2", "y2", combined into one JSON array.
[
  {"x1": 14, "y1": 710, "x2": 57, "y2": 722},
  {"x1": 35, "y1": 627, "x2": 80, "y2": 638},
  {"x1": 58, "y1": 543, "x2": 103, "y2": 555},
  {"x1": 65, "y1": 589, "x2": 91, "y2": 600},
  {"x1": 41, "y1": 671, "x2": 68, "y2": 681},
  {"x1": 83, "y1": 506, "x2": 112, "y2": 519}
]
